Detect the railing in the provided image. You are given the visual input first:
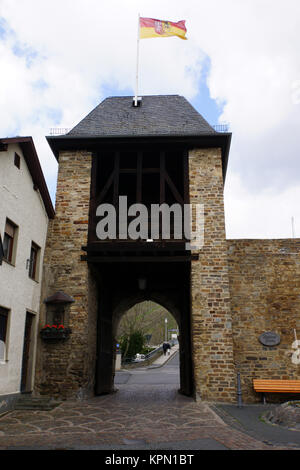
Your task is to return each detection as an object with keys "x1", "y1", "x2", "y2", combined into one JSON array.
[
  {"x1": 121, "y1": 339, "x2": 177, "y2": 365},
  {"x1": 122, "y1": 345, "x2": 162, "y2": 365},
  {"x1": 144, "y1": 345, "x2": 163, "y2": 360},
  {"x1": 49, "y1": 128, "x2": 71, "y2": 136},
  {"x1": 49, "y1": 125, "x2": 230, "y2": 135},
  {"x1": 144, "y1": 339, "x2": 177, "y2": 360},
  {"x1": 213, "y1": 124, "x2": 230, "y2": 133}
]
